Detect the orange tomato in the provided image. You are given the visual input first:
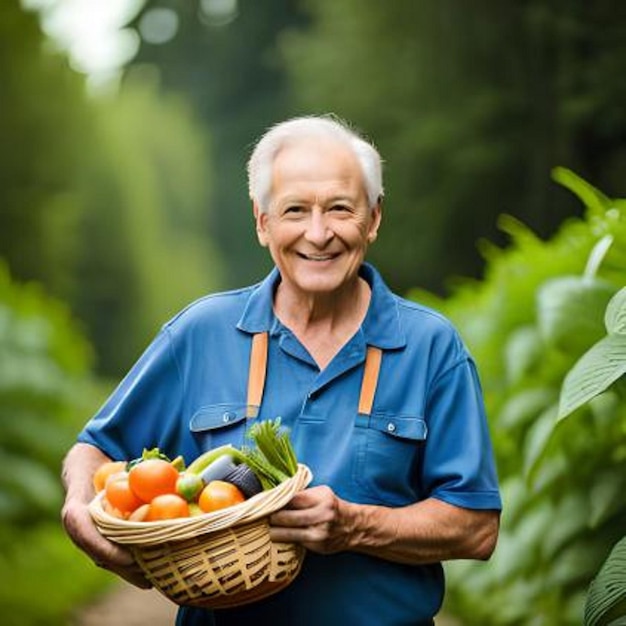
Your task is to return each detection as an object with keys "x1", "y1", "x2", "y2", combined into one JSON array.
[
  {"x1": 128, "y1": 503, "x2": 151, "y2": 522},
  {"x1": 93, "y1": 461, "x2": 127, "y2": 493},
  {"x1": 198, "y1": 480, "x2": 246, "y2": 513},
  {"x1": 101, "y1": 496, "x2": 126, "y2": 519},
  {"x1": 105, "y1": 473, "x2": 143, "y2": 514},
  {"x1": 146, "y1": 494, "x2": 190, "y2": 521},
  {"x1": 128, "y1": 459, "x2": 179, "y2": 503}
]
